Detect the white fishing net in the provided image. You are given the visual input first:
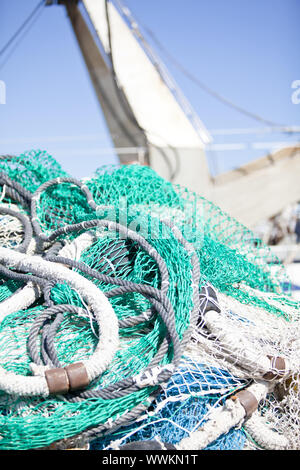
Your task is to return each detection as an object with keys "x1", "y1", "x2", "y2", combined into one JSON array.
[{"x1": 90, "y1": 283, "x2": 300, "y2": 451}]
